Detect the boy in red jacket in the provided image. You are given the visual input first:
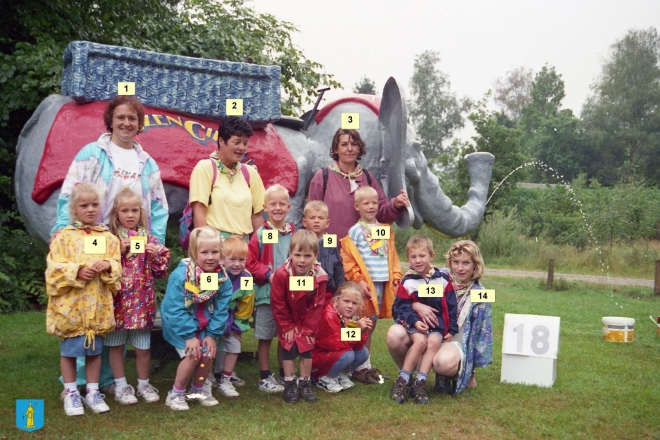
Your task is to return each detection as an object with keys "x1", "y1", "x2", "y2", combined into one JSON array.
[{"x1": 271, "y1": 230, "x2": 328, "y2": 403}]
